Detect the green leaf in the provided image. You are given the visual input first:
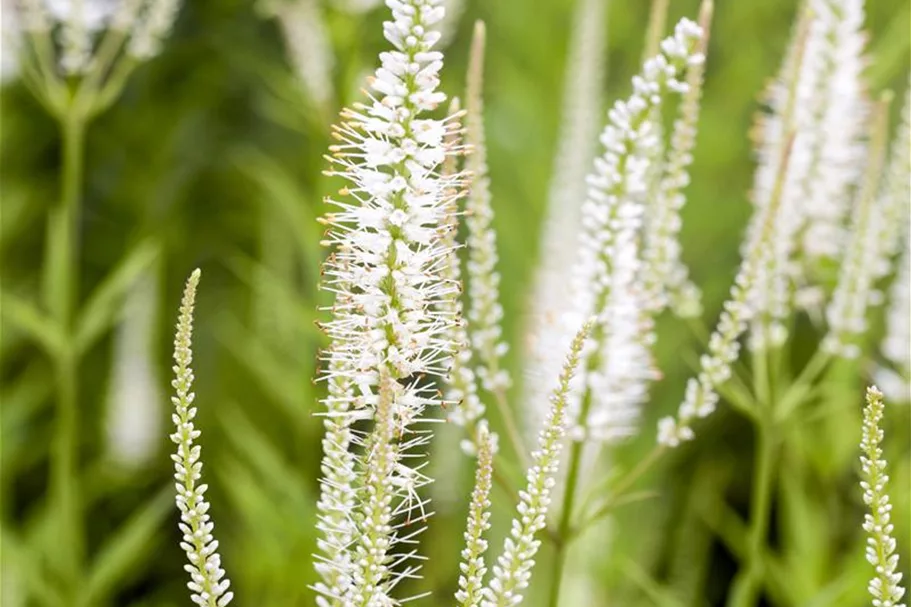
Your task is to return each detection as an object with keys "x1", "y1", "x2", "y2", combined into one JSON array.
[
  {"x1": 232, "y1": 148, "x2": 324, "y2": 269},
  {"x1": 0, "y1": 526, "x2": 66, "y2": 607},
  {"x1": 868, "y1": 3, "x2": 911, "y2": 89},
  {"x1": 78, "y1": 488, "x2": 172, "y2": 607},
  {"x1": 224, "y1": 253, "x2": 322, "y2": 342},
  {"x1": 777, "y1": 447, "x2": 828, "y2": 601},
  {"x1": 219, "y1": 403, "x2": 315, "y2": 511},
  {"x1": 618, "y1": 558, "x2": 684, "y2": 607},
  {"x1": 216, "y1": 314, "x2": 316, "y2": 422},
  {"x1": 1, "y1": 360, "x2": 53, "y2": 472},
  {"x1": 74, "y1": 239, "x2": 159, "y2": 355},
  {"x1": 0, "y1": 293, "x2": 64, "y2": 358}
]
